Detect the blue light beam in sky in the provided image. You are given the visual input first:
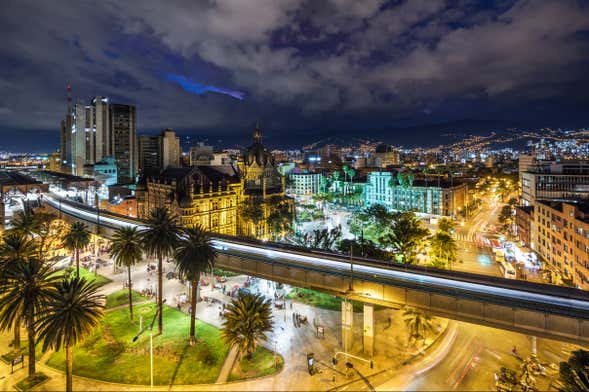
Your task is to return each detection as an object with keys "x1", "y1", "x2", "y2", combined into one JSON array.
[{"x1": 165, "y1": 73, "x2": 245, "y2": 100}]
